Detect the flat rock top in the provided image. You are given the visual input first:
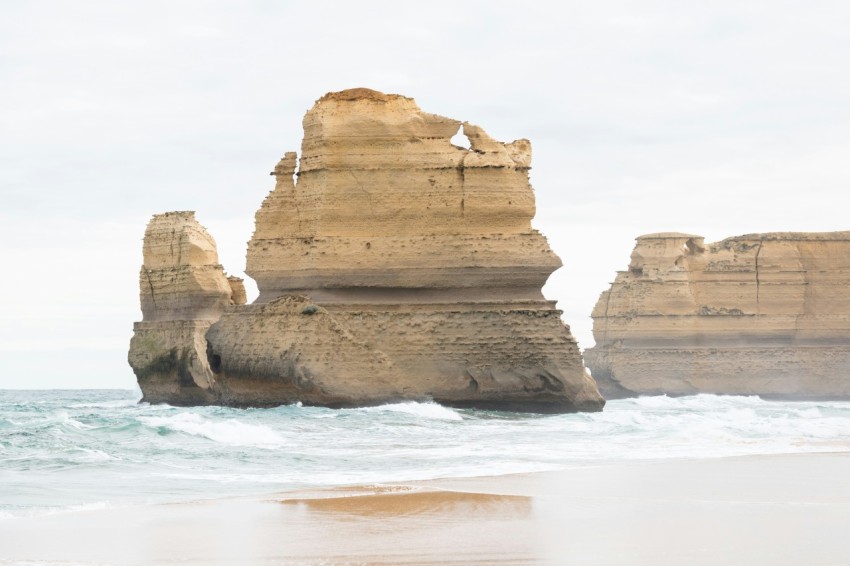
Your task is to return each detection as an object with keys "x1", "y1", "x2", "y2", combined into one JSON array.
[
  {"x1": 637, "y1": 232, "x2": 702, "y2": 240},
  {"x1": 726, "y1": 231, "x2": 850, "y2": 242},
  {"x1": 637, "y1": 231, "x2": 850, "y2": 243},
  {"x1": 317, "y1": 88, "x2": 413, "y2": 104}
]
